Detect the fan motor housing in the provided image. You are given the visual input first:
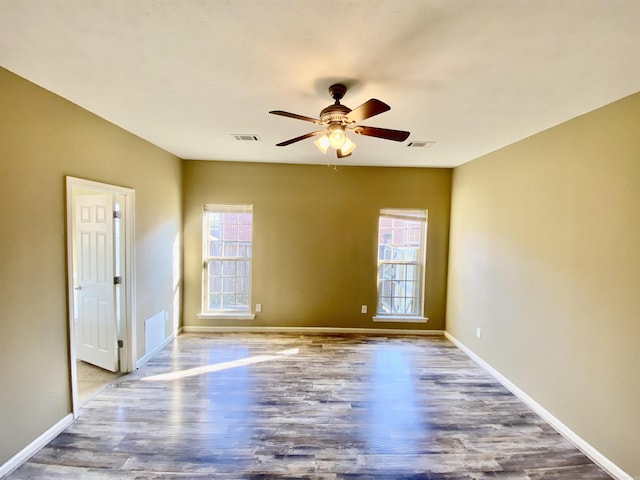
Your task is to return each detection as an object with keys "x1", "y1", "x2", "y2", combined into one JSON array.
[{"x1": 319, "y1": 104, "x2": 351, "y2": 125}]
